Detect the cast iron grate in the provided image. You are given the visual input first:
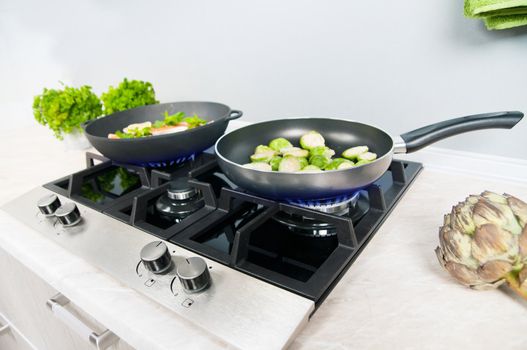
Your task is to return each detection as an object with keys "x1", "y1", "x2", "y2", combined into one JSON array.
[{"x1": 169, "y1": 159, "x2": 422, "y2": 306}]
